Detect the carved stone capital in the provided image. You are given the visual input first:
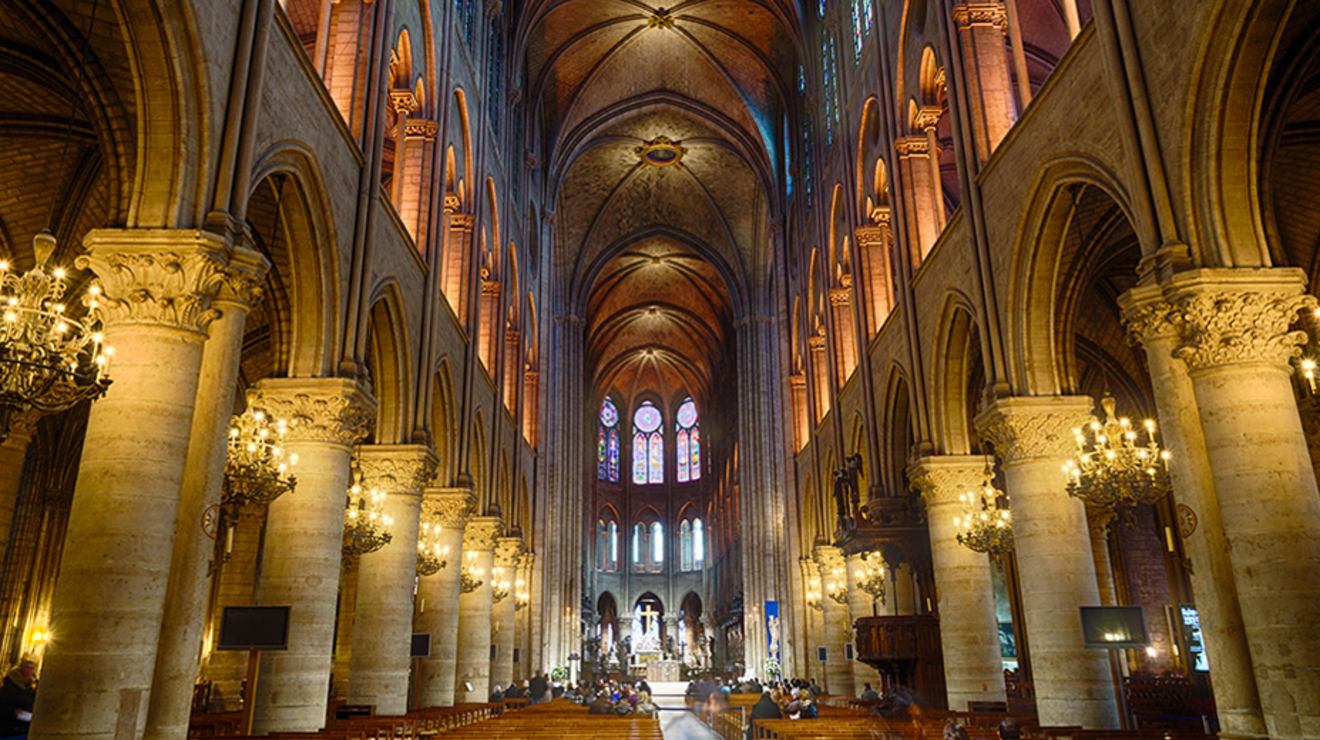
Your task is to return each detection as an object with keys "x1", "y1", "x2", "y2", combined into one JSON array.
[
  {"x1": 807, "y1": 334, "x2": 827, "y2": 351},
  {"x1": 518, "y1": 551, "x2": 535, "y2": 571},
  {"x1": 952, "y1": 2, "x2": 1009, "y2": 33},
  {"x1": 3, "y1": 408, "x2": 44, "y2": 445},
  {"x1": 524, "y1": 370, "x2": 539, "y2": 384},
  {"x1": 495, "y1": 536, "x2": 524, "y2": 568},
  {"x1": 974, "y1": 395, "x2": 1094, "y2": 464},
  {"x1": 895, "y1": 136, "x2": 930, "y2": 158},
  {"x1": 913, "y1": 106, "x2": 943, "y2": 132},
  {"x1": 907, "y1": 455, "x2": 987, "y2": 507},
  {"x1": 482, "y1": 279, "x2": 500, "y2": 296},
  {"x1": 215, "y1": 245, "x2": 271, "y2": 311},
  {"x1": 789, "y1": 373, "x2": 806, "y2": 390},
  {"x1": 814, "y1": 544, "x2": 846, "y2": 572},
  {"x1": 450, "y1": 213, "x2": 475, "y2": 232},
  {"x1": 1166, "y1": 268, "x2": 1316, "y2": 372},
  {"x1": 358, "y1": 444, "x2": 438, "y2": 494},
  {"x1": 77, "y1": 229, "x2": 230, "y2": 337},
  {"x1": 404, "y1": 118, "x2": 439, "y2": 138},
  {"x1": 463, "y1": 515, "x2": 504, "y2": 551},
  {"x1": 423, "y1": 487, "x2": 477, "y2": 528},
  {"x1": 1086, "y1": 504, "x2": 1116, "y2": 536},
  {"x1": 854, "y1": 225, "x2": 886, "y2": 248},
  {"x1": 252, "y1": 377, "x2": 377, "y2": 448},
  {"x1": 1118, "y1": 283, "x2": 1178, "y2": 348},
  {"x1": 444, "y1": 192, "x2": 462, "y2": 212},
  {"x1": 829, "y1": 287, "x2": 851, "y2": 307},
  {"x1": 389, "y1": 90, "x2": 418, "y2": 115}
]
